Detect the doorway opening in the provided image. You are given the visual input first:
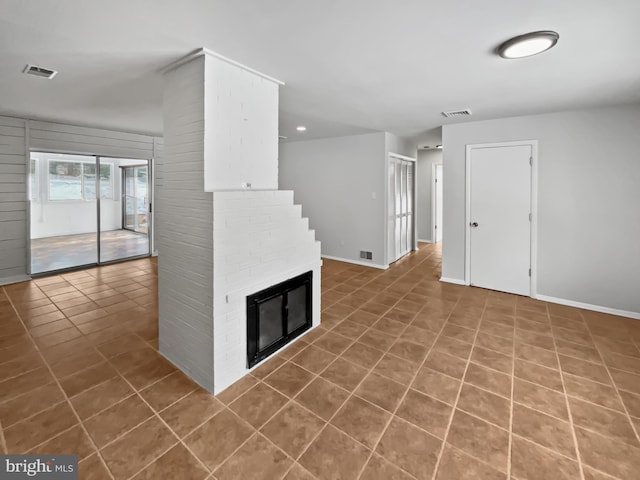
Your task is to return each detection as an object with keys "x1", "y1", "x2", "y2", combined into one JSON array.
[{"x1": 29, "y1": 152, "x2": 152, "y2": 274}]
